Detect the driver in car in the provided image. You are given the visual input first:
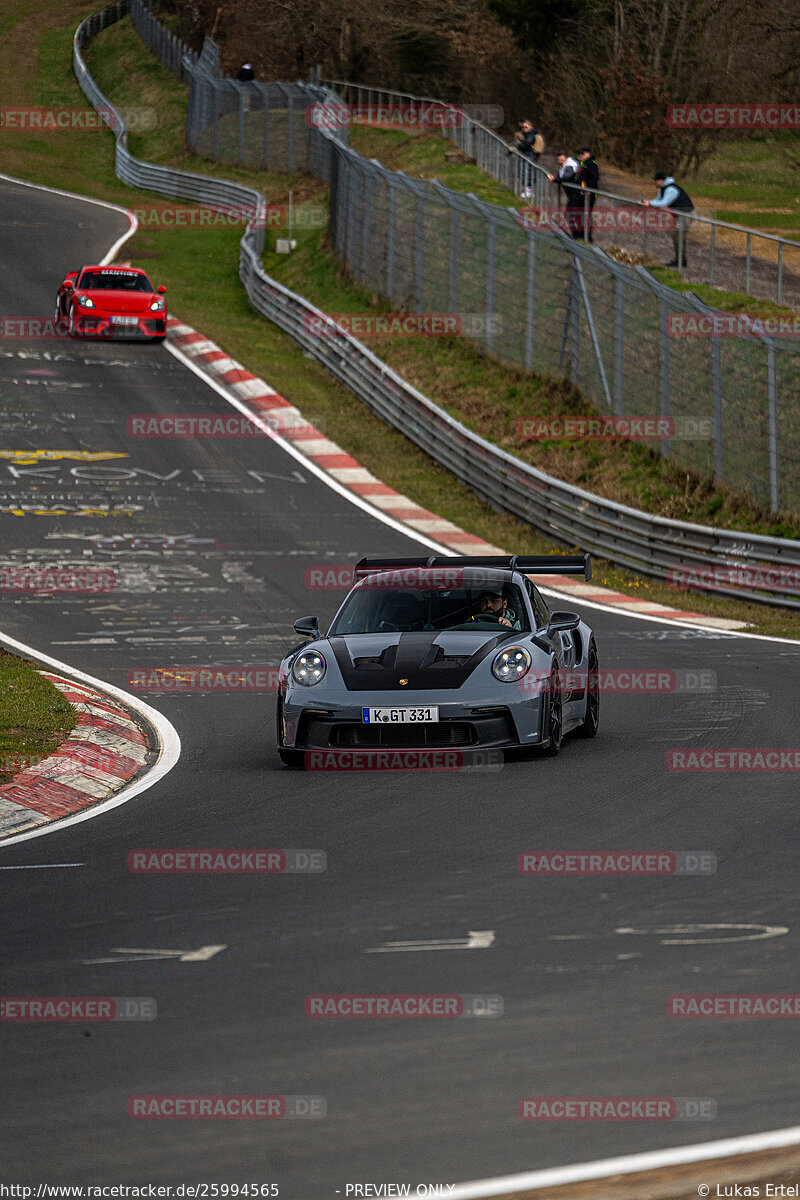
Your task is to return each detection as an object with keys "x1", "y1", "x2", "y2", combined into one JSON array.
[{"x1": 471, "y1": 587, "x2": 521, "y2": 629}]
